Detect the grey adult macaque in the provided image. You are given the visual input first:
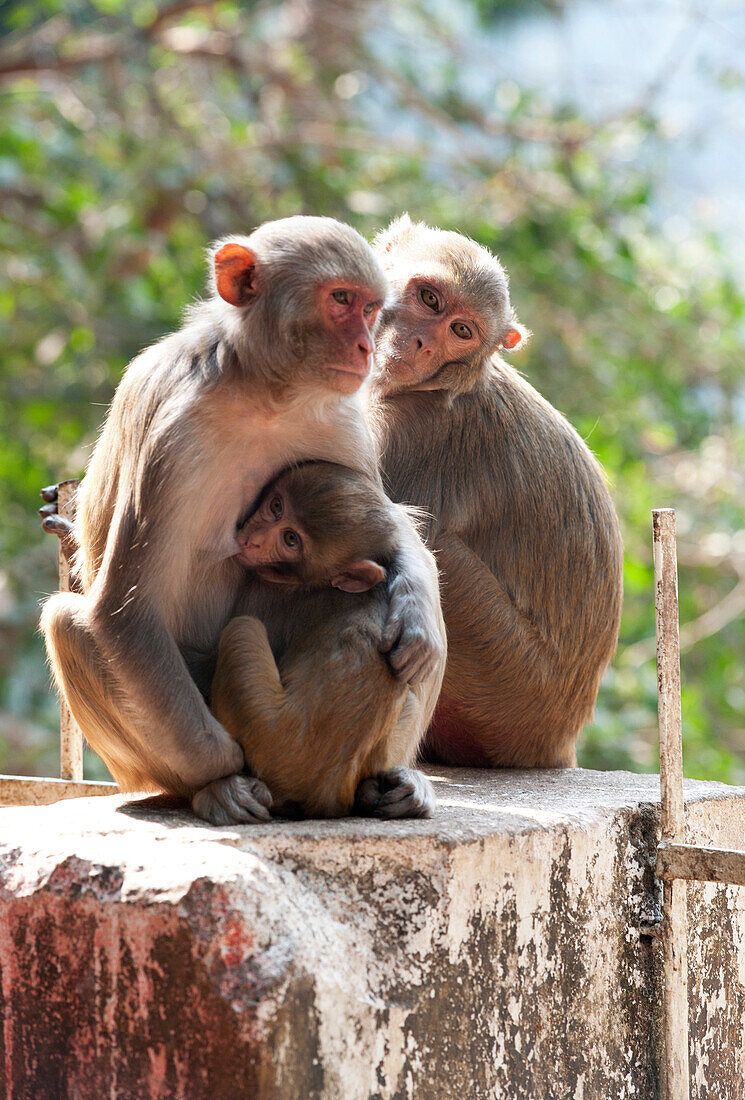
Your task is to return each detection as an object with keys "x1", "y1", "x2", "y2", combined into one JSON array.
[
  {"x1": 40, "y1": 216, "x2": 444, "y2": 825},
  {"x1": 371, "y1": 215, "x2": 623, "y2": 768},
  {"x1": 211, "y1": 461, "x2": 442, "y2": 819}
]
